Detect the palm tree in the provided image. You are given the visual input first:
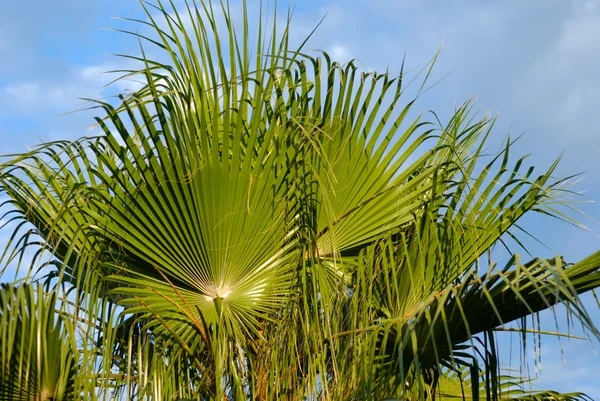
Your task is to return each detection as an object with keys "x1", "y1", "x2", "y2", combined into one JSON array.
[{"x1": 1, "y1": 1, "x2": 599, "y2": 399}]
